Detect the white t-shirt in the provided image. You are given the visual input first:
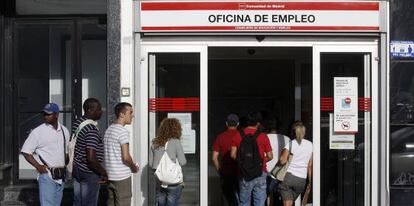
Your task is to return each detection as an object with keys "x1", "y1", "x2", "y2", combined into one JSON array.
[
  {"x1": 285, "y1": 139, "x2": 313, "y2": 179},
  {"x1": 266, "y1": 134, "x2": 290, "y2": 173},
  {"x1": 21, "y1": 122, "x2": 70, "y2": 183},
  {"x1": 104, "y1": 124, "x2": 132, "y2": 181}
]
